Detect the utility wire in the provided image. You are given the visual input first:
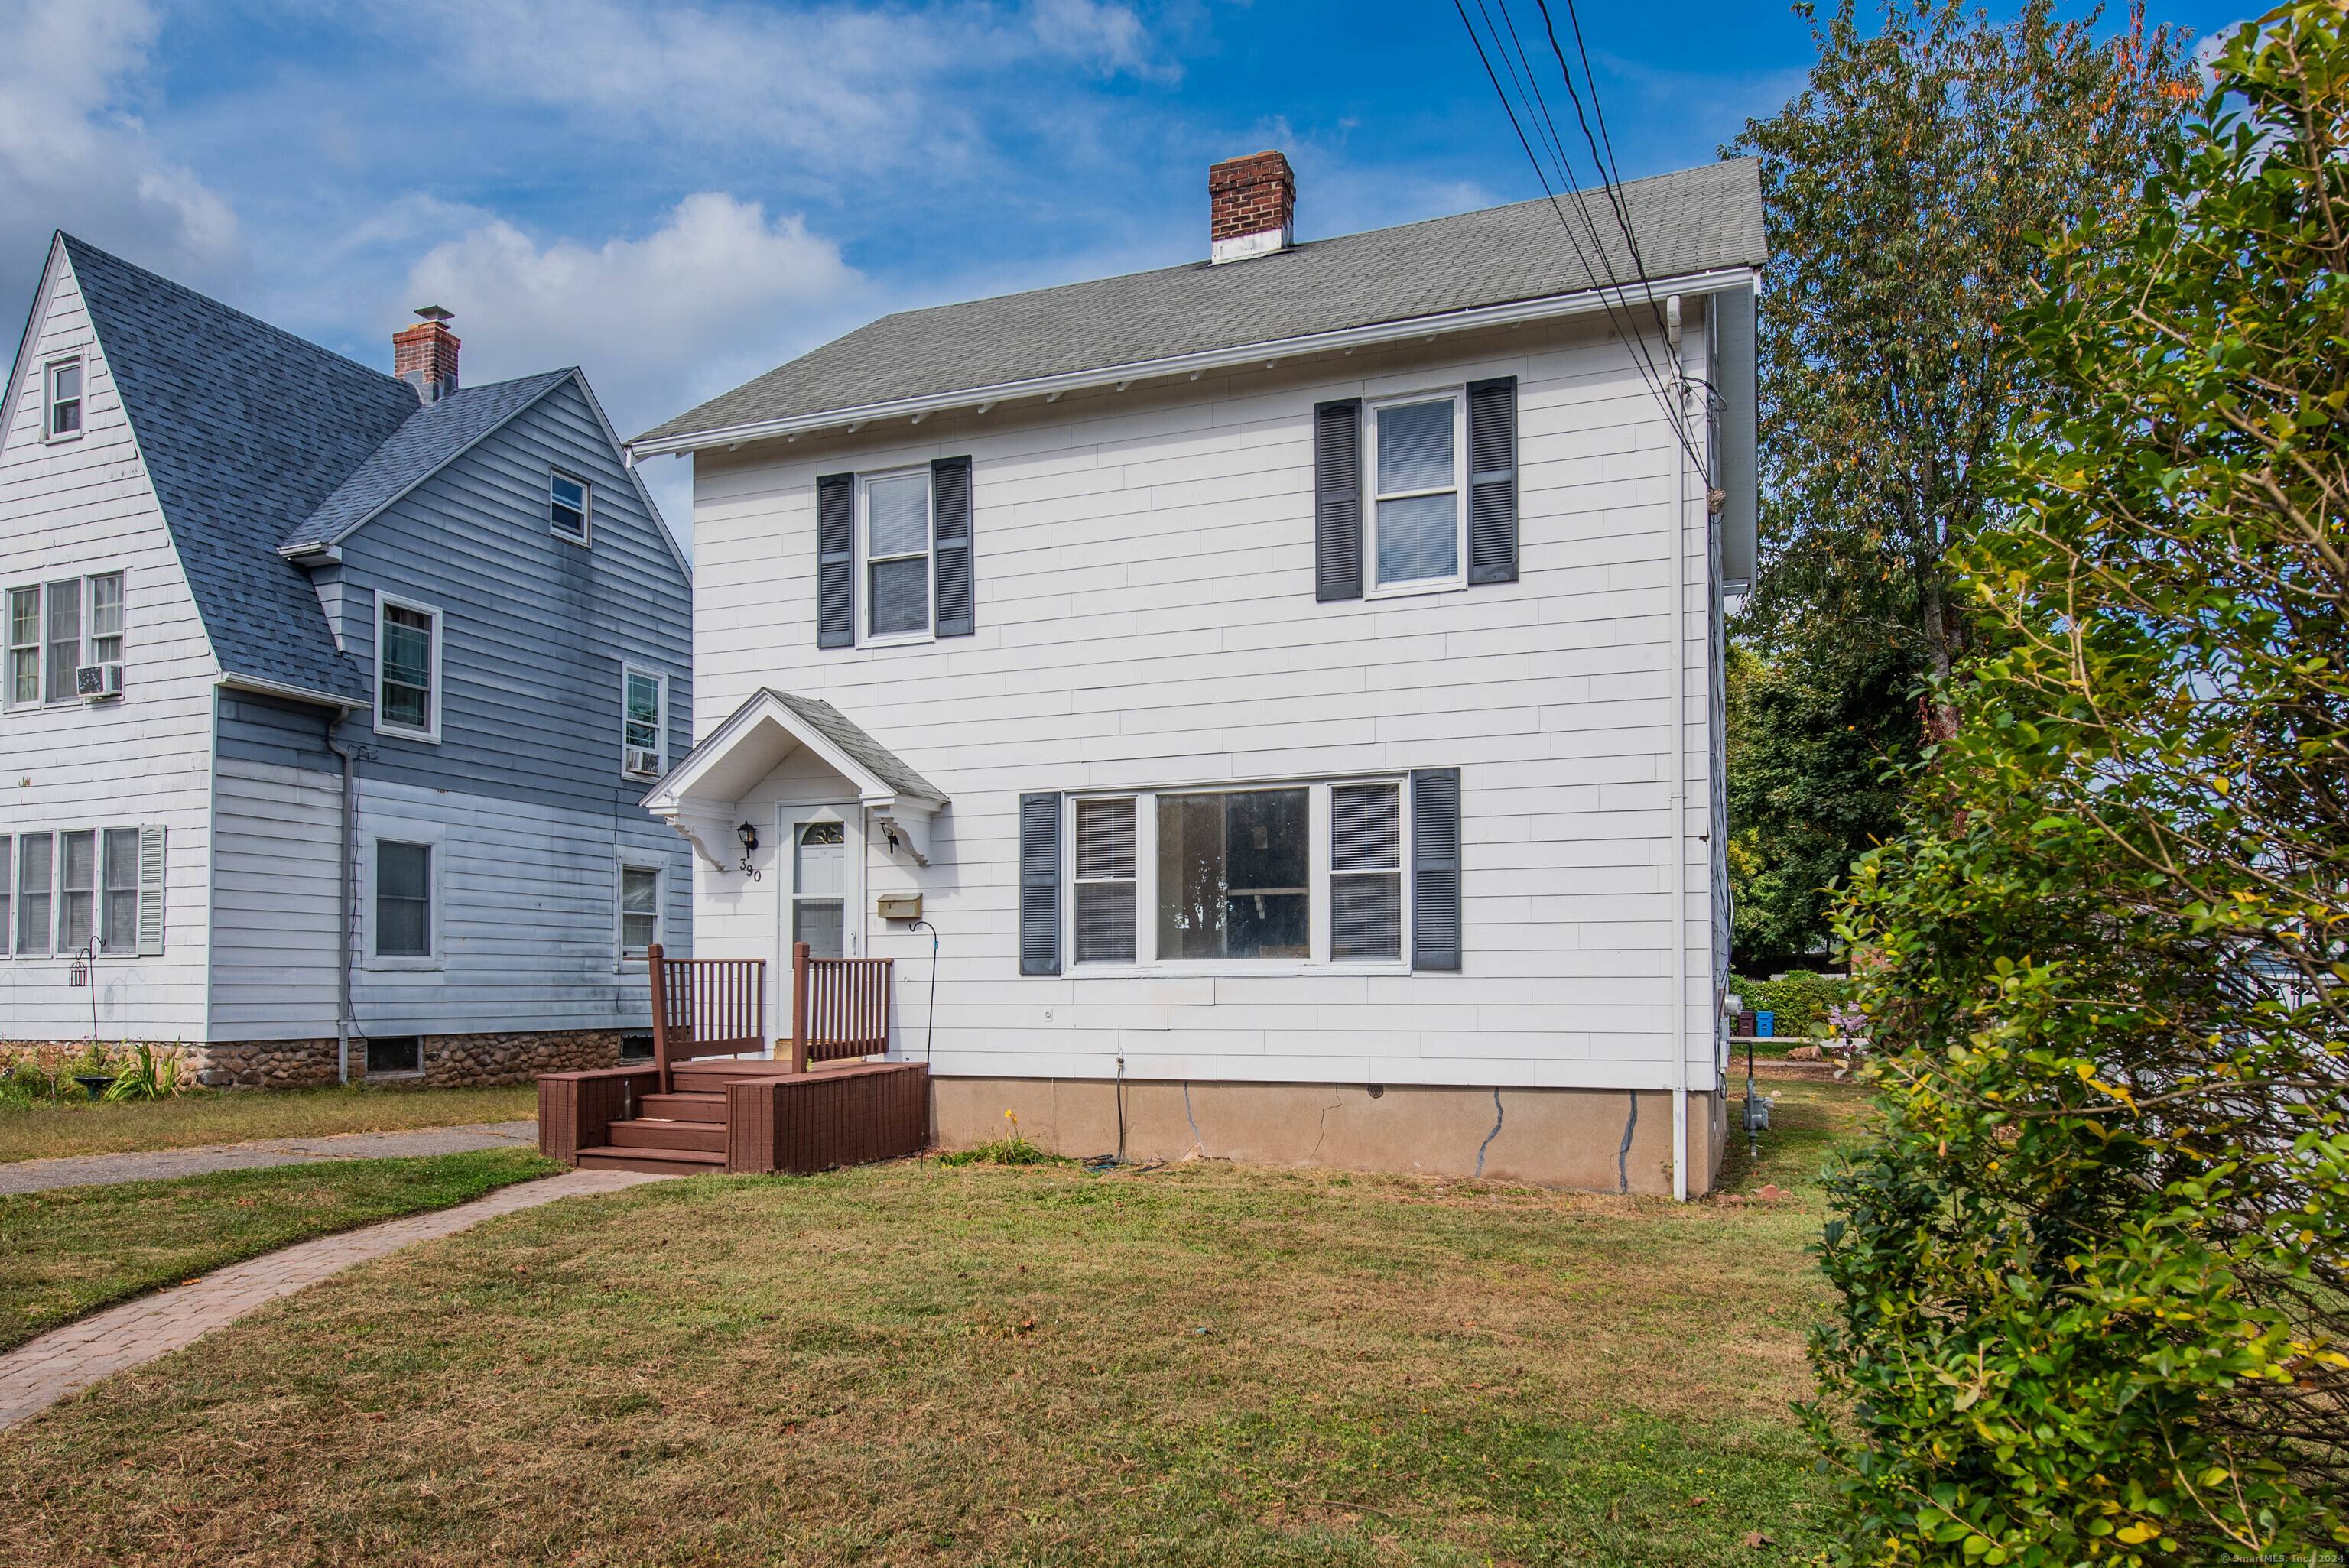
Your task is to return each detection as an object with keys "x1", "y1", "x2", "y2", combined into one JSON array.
[{"x1": 1452, "y1": 0, "x2": 1712, "y2": 482}]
